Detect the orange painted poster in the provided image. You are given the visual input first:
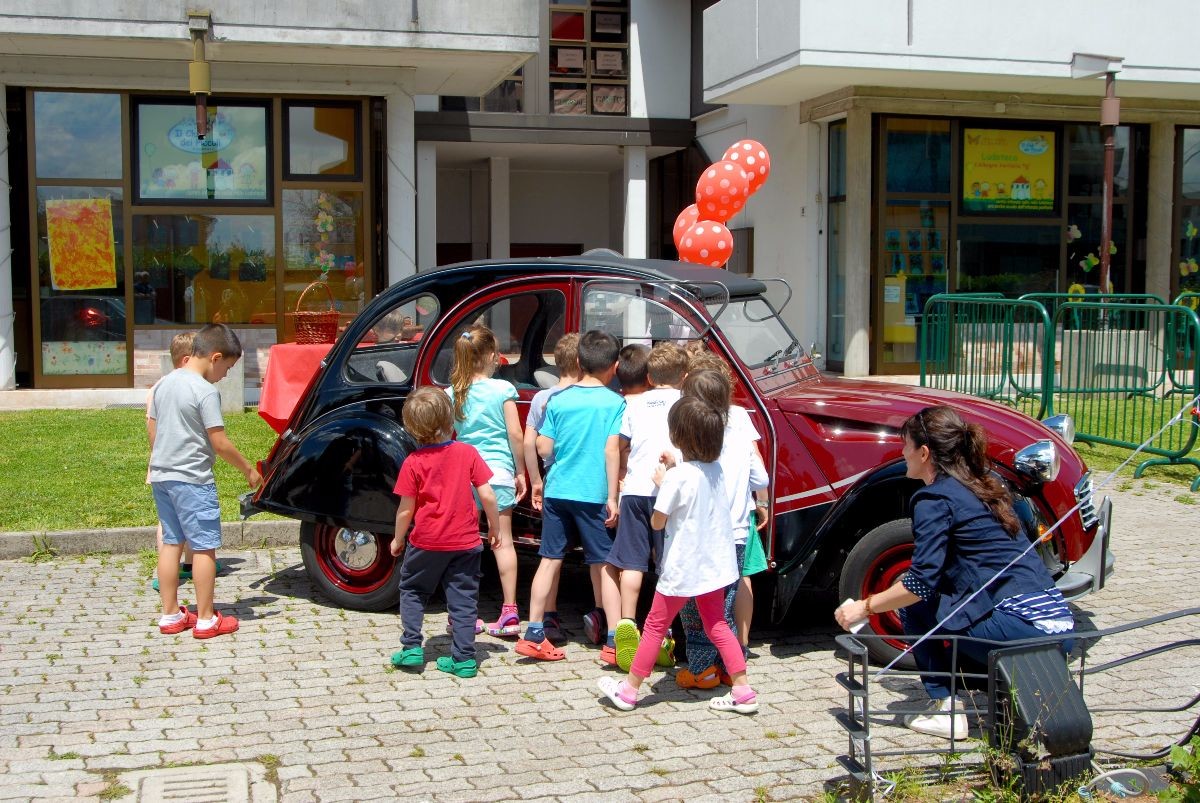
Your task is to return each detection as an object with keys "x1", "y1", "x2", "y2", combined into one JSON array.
[{"x1": 46, "y1": 198, "x2": 117, "y2": 290}]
